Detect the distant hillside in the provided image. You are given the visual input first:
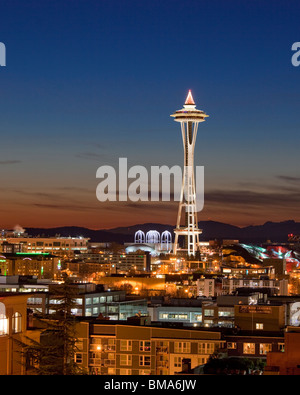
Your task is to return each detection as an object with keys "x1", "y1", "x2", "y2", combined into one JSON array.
[
  {"x1": 107, "y1": 223, "x2": 175, "y2": 235},
  {"x1": 24, "y1": 226, "x2": 133, "y2": 243},
  {"x1": 23, "y1": 220, "x2": 300, "y2": 243},
  {"x1": 108, "y1": 220, "x2": 299, "y2": 243}
]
